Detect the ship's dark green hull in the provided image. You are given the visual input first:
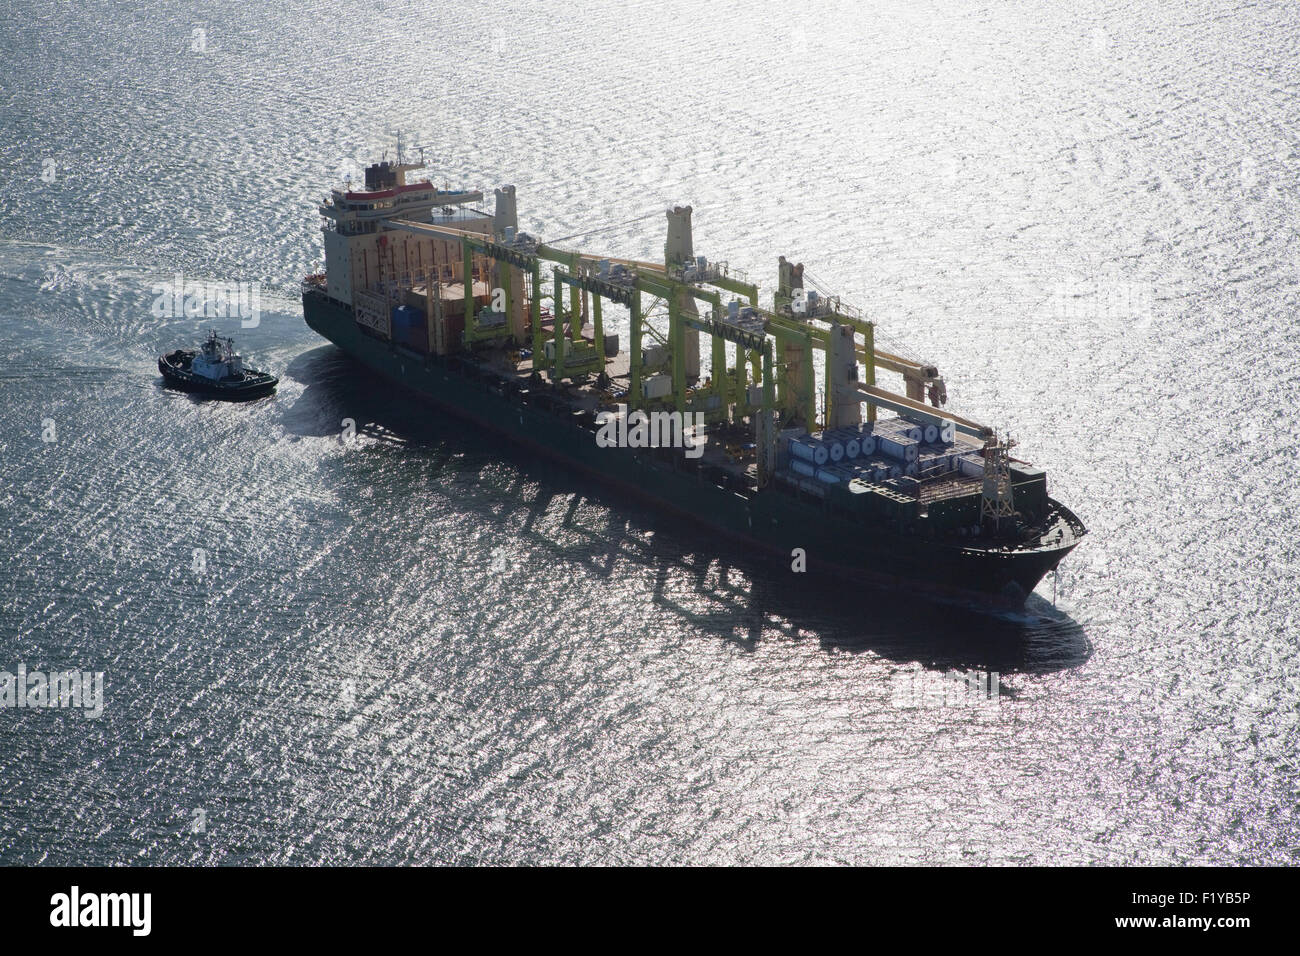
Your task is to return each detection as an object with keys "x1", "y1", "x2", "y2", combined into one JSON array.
[{"x1": 303, "y1": 289, "x2": 1082, "y2": 607}]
